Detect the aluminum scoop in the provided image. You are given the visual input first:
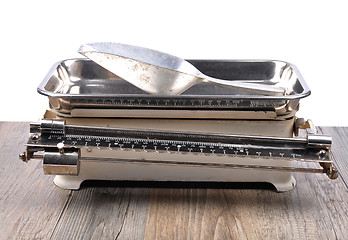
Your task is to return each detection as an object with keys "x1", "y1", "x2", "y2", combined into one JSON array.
[{"x1": 79, "y1": 42, "x2": 285, "y2": 96}]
